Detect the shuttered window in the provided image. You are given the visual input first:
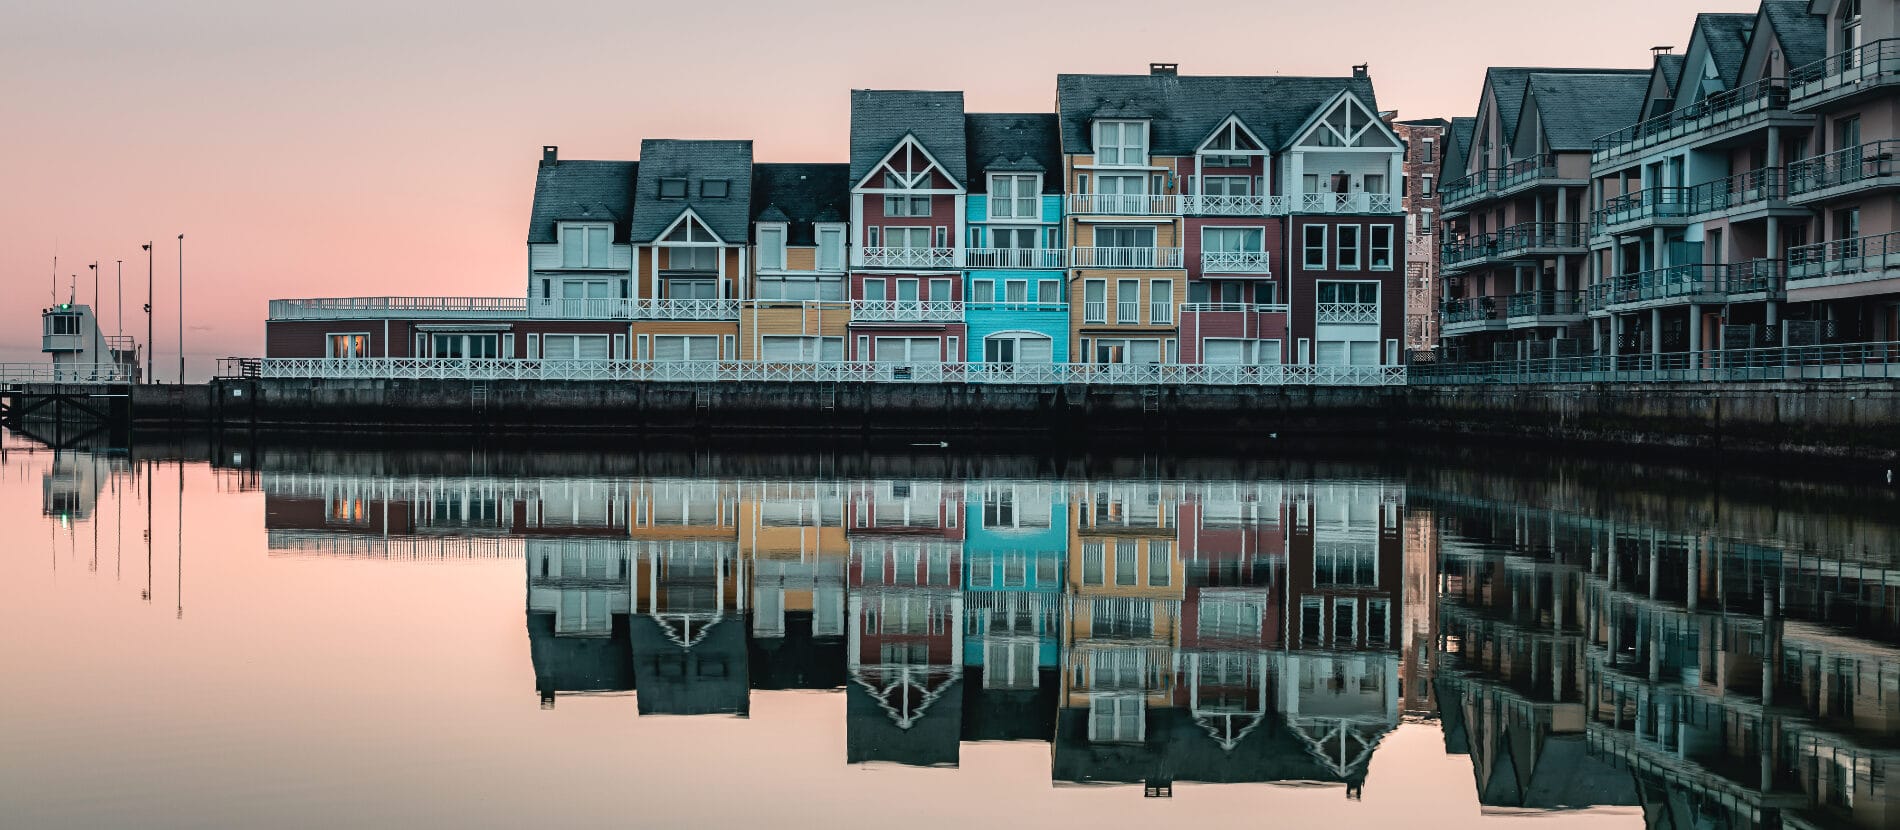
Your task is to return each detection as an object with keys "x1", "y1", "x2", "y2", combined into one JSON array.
[
  {"x1": 652, "y1": 335, "x2": 718, "y2": 361},
  {"x1": 542, "y1": 334, "x2": 611, "y2": 360},
  {"x1": 1204, "y1": 339, "x2": 1246, "y2": 365}
]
